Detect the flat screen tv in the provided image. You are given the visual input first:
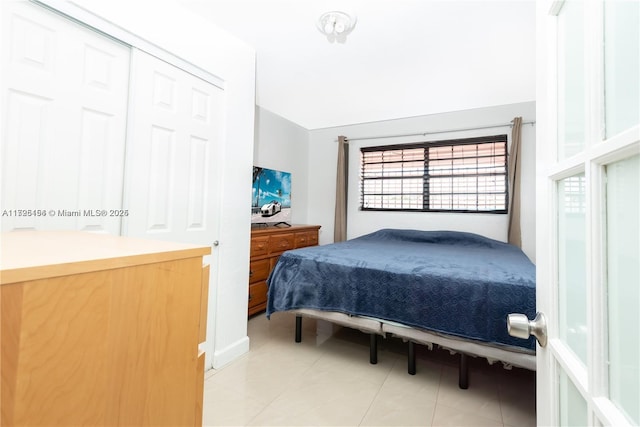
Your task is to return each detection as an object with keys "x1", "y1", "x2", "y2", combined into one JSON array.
[{"x1": 251, "y1": 166, "x2": 291, "y2": 227}]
